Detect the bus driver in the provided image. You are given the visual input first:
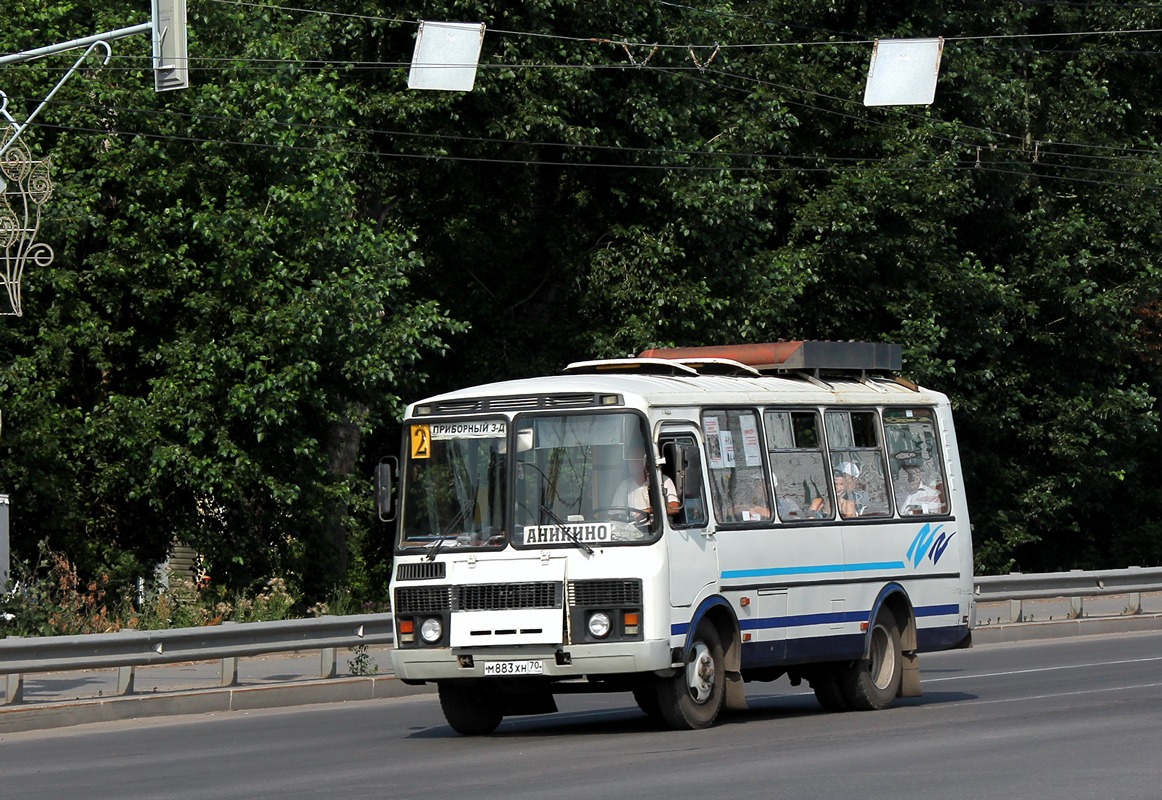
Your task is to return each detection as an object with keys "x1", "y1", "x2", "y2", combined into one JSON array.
[{"x1": 615, "y1": 449, "x2": 680, "y2": 519}]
